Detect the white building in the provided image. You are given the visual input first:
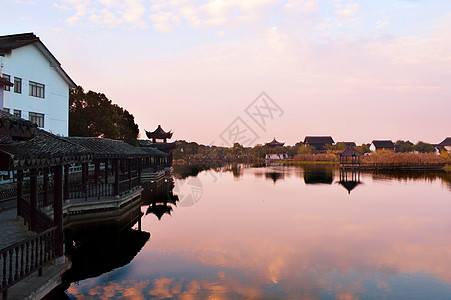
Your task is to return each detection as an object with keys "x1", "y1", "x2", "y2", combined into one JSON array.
[{"x1": 0, "y1": 33, "x2": 75, "y2": 136}]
